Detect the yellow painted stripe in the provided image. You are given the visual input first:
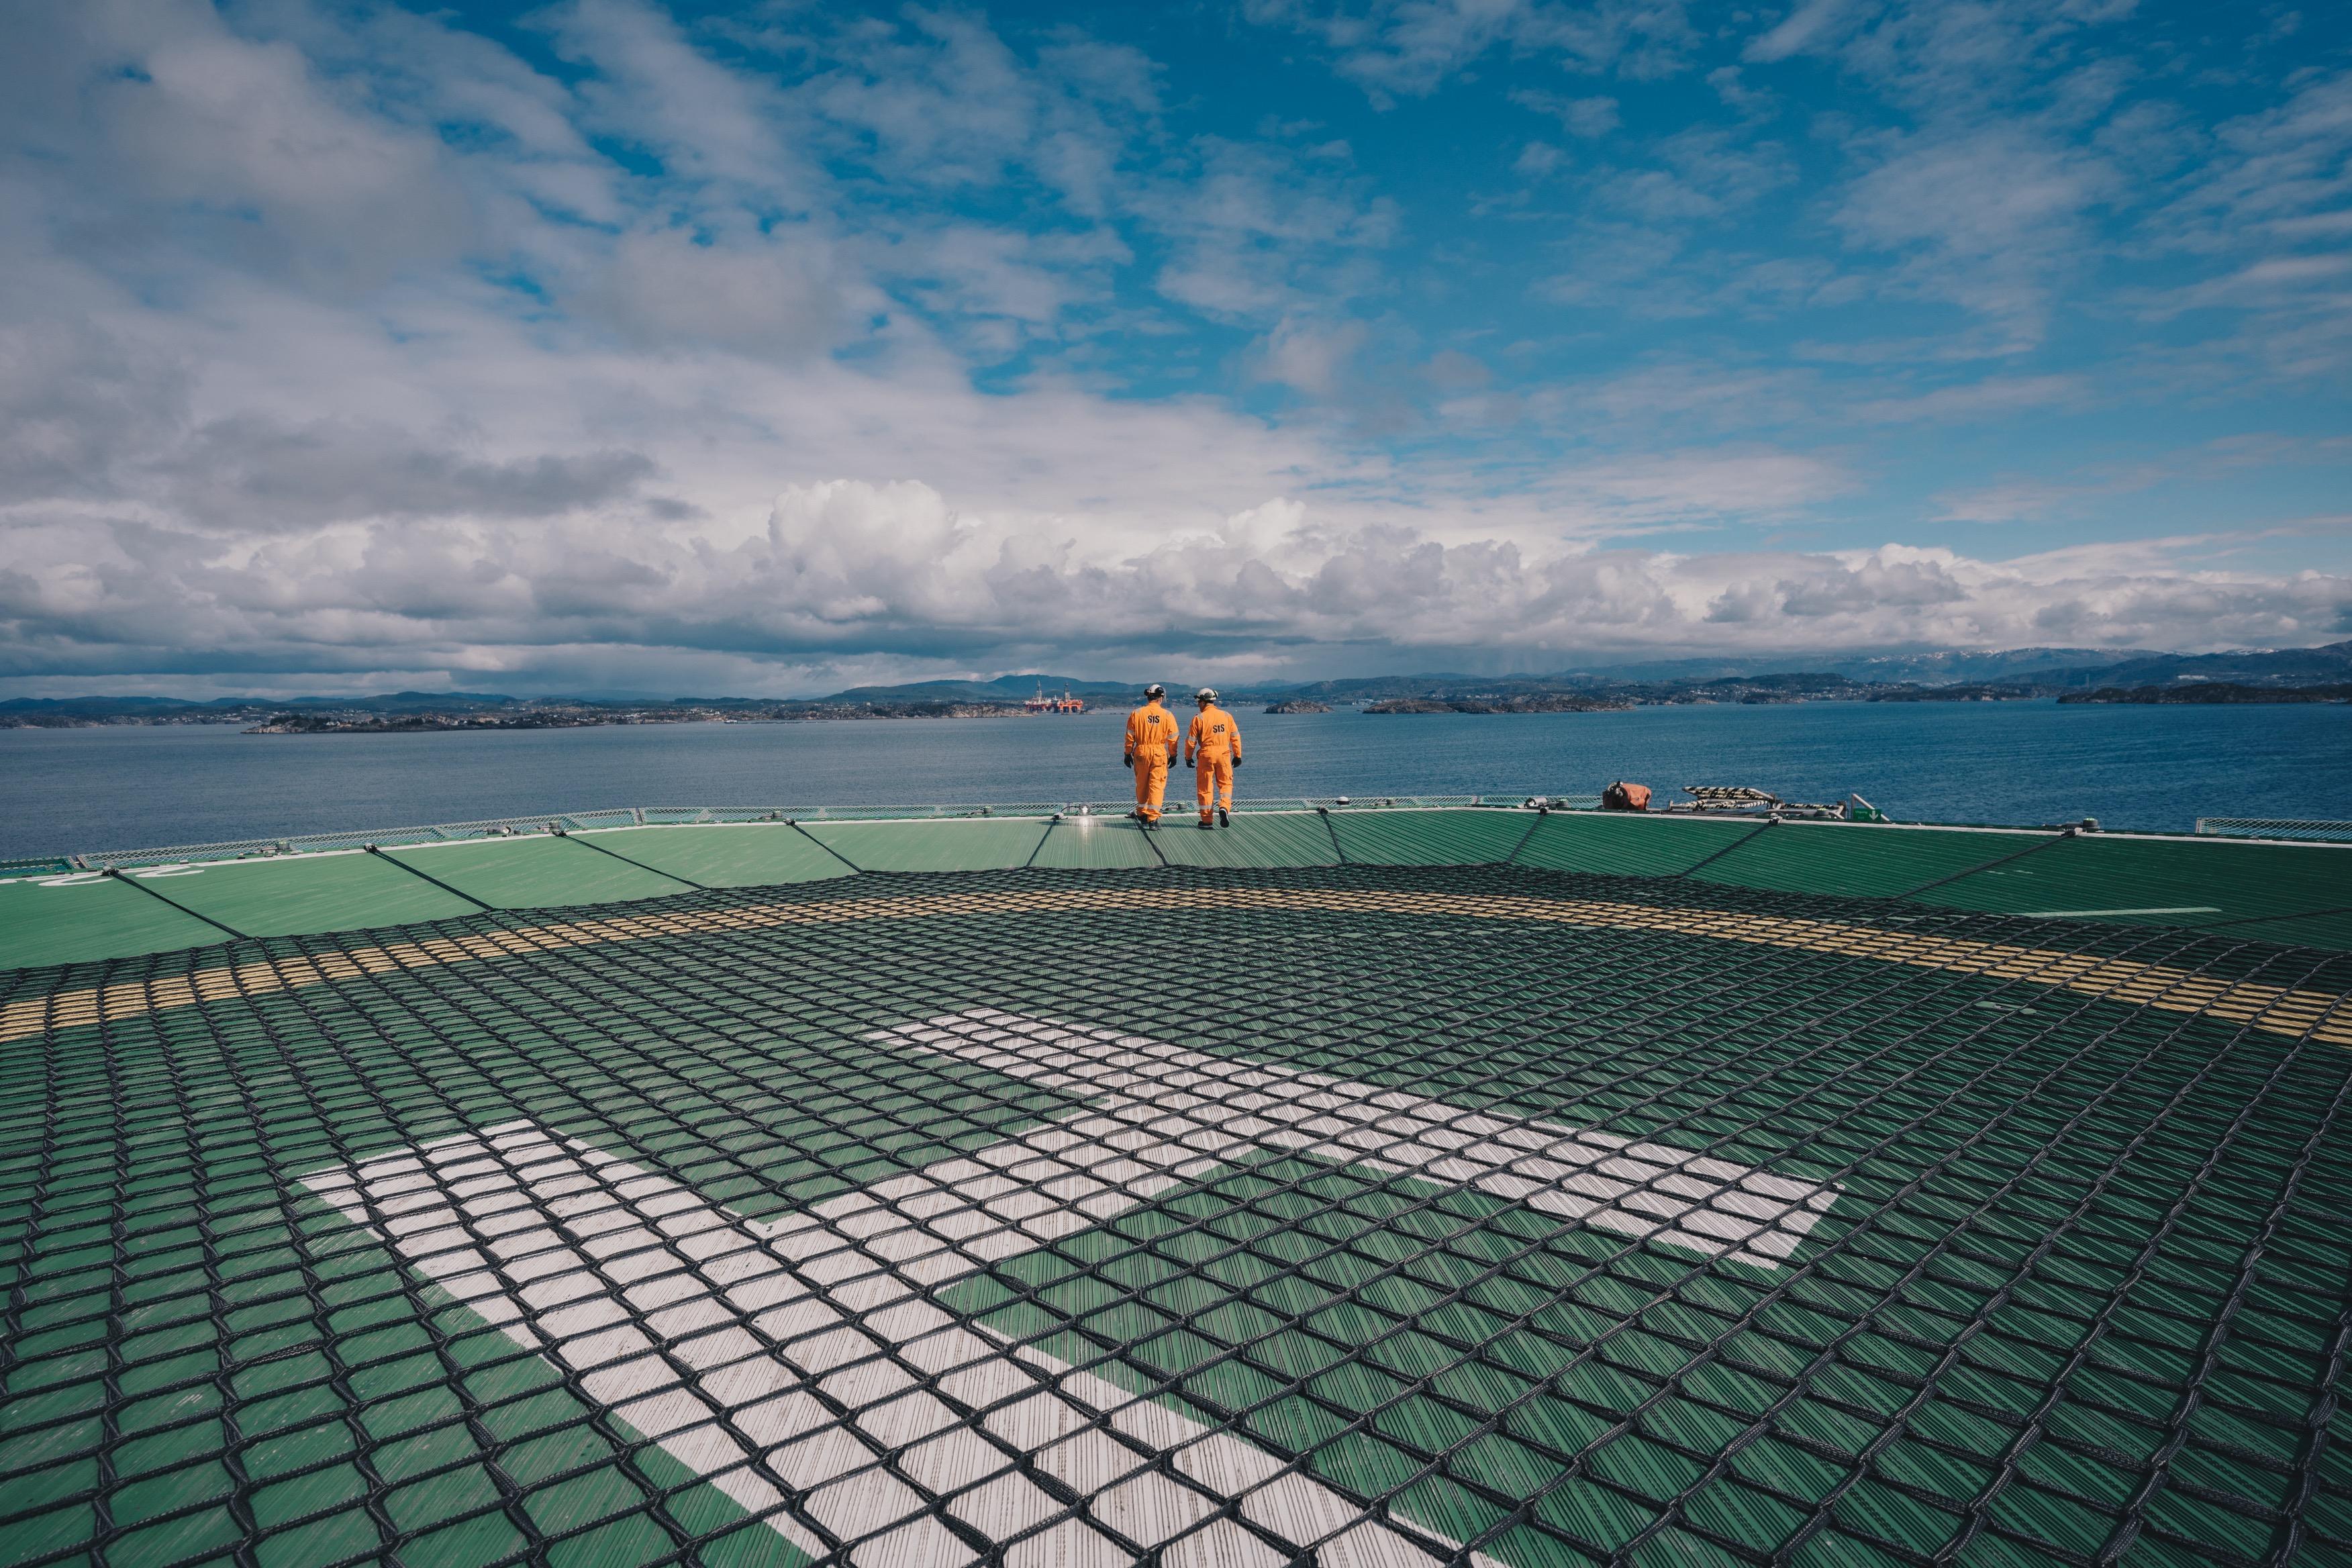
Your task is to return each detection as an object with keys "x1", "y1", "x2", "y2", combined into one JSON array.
[{"x1": 4, "y1": 885, "x2": 2347, "y2": 1046}]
